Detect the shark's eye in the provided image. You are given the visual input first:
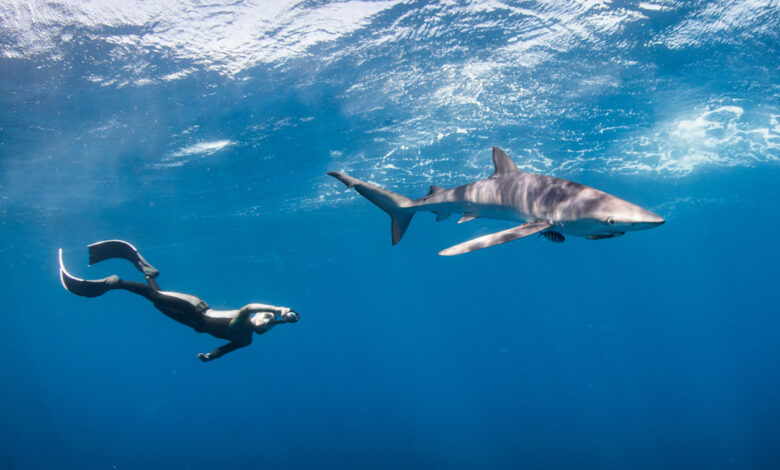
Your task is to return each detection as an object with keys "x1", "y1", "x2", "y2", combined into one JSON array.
[{"x1": 606, "y1": 216, "x2": 616, "y2": 225}]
